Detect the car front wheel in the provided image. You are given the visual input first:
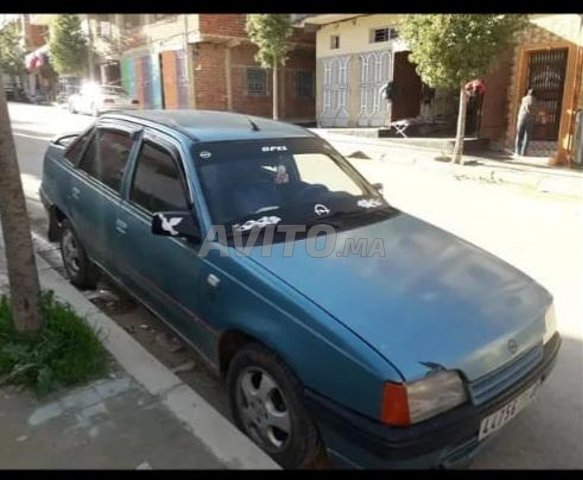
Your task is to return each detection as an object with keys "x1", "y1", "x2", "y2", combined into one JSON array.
[
  {"x1": 60, "y1": 219, "x2": 100, "y2": 289},
  {"x1": 227, "y1": 343, "x2": 322, "y2": 469}
]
